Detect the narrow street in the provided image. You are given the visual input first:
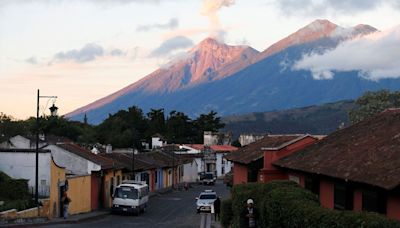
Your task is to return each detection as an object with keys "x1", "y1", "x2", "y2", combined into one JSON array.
[{"x1": 52, "y1": 180, "x2": 230, "y2": 228}]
